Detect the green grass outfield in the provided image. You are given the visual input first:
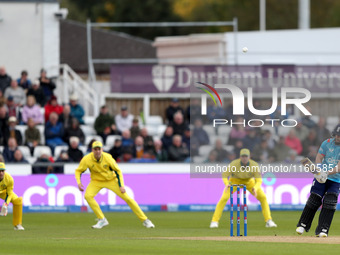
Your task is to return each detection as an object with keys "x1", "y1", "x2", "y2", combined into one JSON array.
[{"x1": 0, "y1": 211, "x2": 339, "y2": 254}]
